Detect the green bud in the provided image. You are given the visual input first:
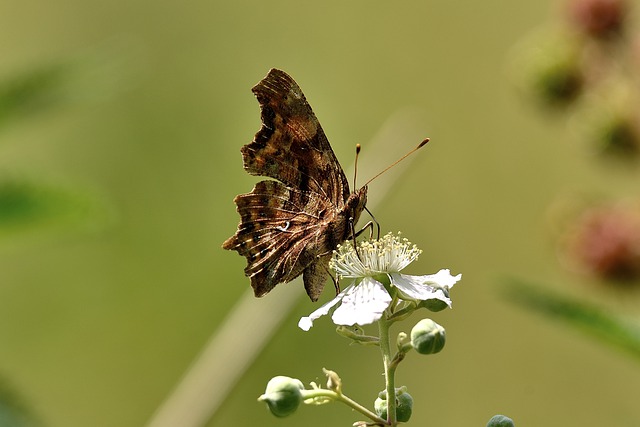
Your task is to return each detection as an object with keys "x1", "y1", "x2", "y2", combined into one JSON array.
[
  {"x1": 533, "y1": 58, "x2": 582, "y2": 106},
  {"x1": 486, "y1": 414, "x2": 515, "y2": 427},
  {"x1": 410, "y1": 318, "x2": 446, "y2": 354},
  {"x1": 594, "y1": 114, "x2": 640, "y2": 159},
  {"x1": 258, "y1": 376, "x2": 305, "y2": 417},
  {"x1": 374, "y1": 387, "x2": 413, "y2": 422},
  {"x1": 510, "y1": 30, "x2": 583, "y2": 108}
]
